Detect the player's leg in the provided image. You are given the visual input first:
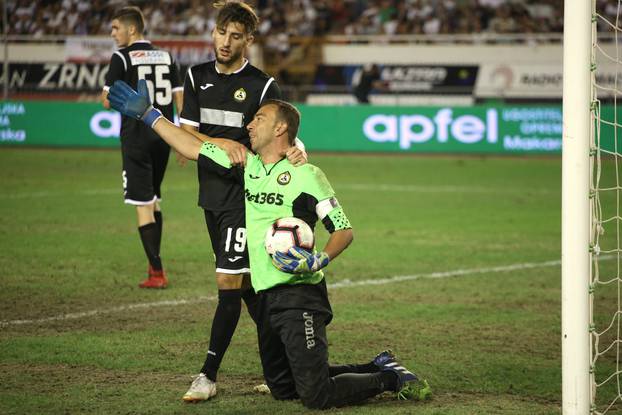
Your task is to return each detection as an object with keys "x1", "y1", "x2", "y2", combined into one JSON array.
[
  {"x1": 183, "y1": 209, "x2": 249, "y2": 402},
  {"x1": 203, "y1": 209, "x2": 252, "y2": 380},
  {"x1": 271, "y1": 307, "x2": 390, "y2": 409},
  {"x1": 241, "y1": 273, "x2": 258, "y2": 323},
  {"x1": 150, "y1": 139, "x2": 170, "y2": 258},
  {"x1": 266, "y1": 283, "x2": 397, "y2": 409},
  {"x1": 328, "y1": 350, "x2": 394, "y2": 376},
  {"x1": 255, "y1": 291, "x2": 298, "y2": 400},
  {"x1": 199, "y1": 271, "x2": 244, "y2": 380},
  {"x1": 121, "y1": 144, "x2": 166, "y2": 288}
]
